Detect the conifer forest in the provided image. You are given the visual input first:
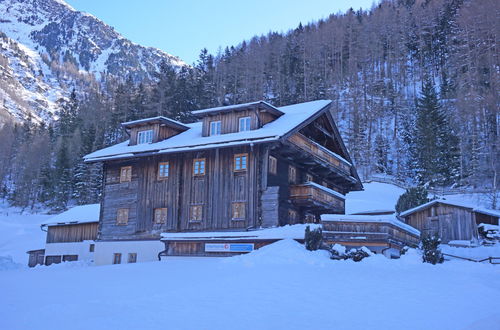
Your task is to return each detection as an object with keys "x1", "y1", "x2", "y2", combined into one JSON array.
[{"x1": 0, "y1": 0, "x2": 498, "y2": 211}]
